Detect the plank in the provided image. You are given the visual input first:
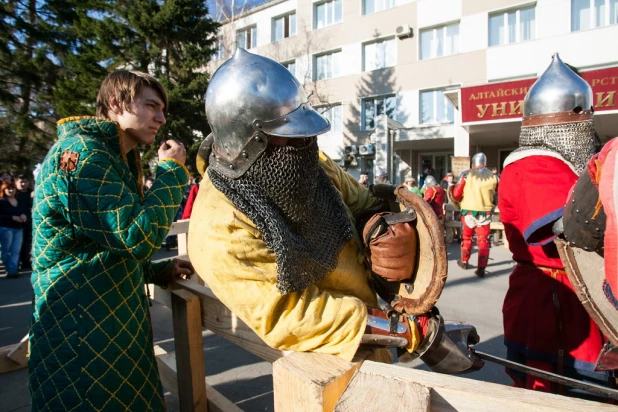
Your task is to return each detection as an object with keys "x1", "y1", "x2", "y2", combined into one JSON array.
[
  {"x1": 172, "y1": 289, "x2": 207, "y2": 412},
  {"x1": 0, "y1": 344, "x2": 26, "y2": 374},
  {"x1": 7, "y1": 334, "x2": 28, "y2": 366},
  {"x1": 335, "y1": 369, "x2": 430, "y2": 412},
  {"x1": 272, "y1": 351, "x2": 363, "y2": 412},
  {"x1": 167, "y1": 219, "x2": 190, "y2": 237},
  {"x1": 154, "y1": 346, "x2": 242, "y2": 412},
  {"x1": 356, "y1": 361, "x2": 615, "y2": 412}
]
